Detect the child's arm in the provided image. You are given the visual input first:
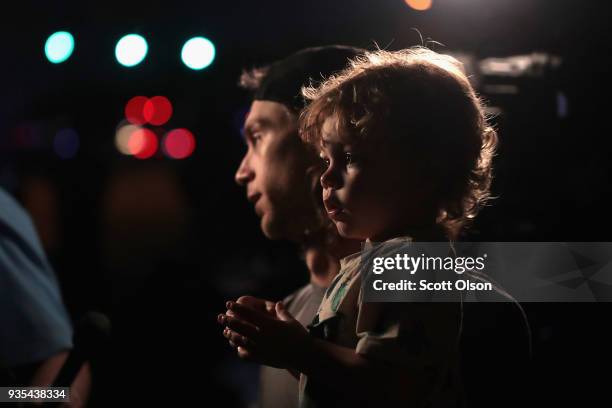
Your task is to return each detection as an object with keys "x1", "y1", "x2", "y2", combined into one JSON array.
[
  {"x1": 297, "y1": 335, "x2": 428, "y2": 405},
  {"x1": 220, "y1": 301, "x2": 434, "y2": 405}
]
